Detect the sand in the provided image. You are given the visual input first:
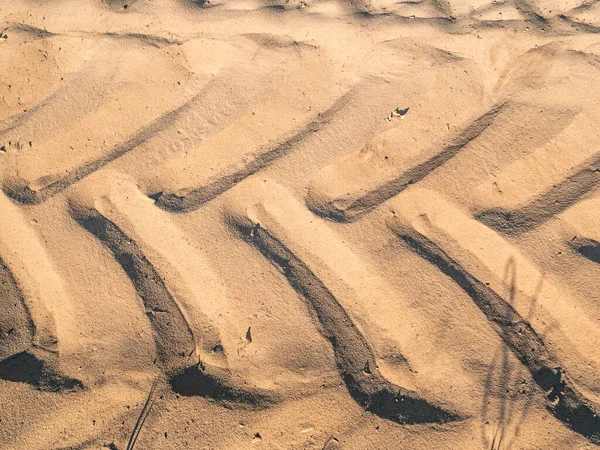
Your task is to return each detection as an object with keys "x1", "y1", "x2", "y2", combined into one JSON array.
[{"x1": 0, "y1": 0, "x2": 599, "y2": 448}]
